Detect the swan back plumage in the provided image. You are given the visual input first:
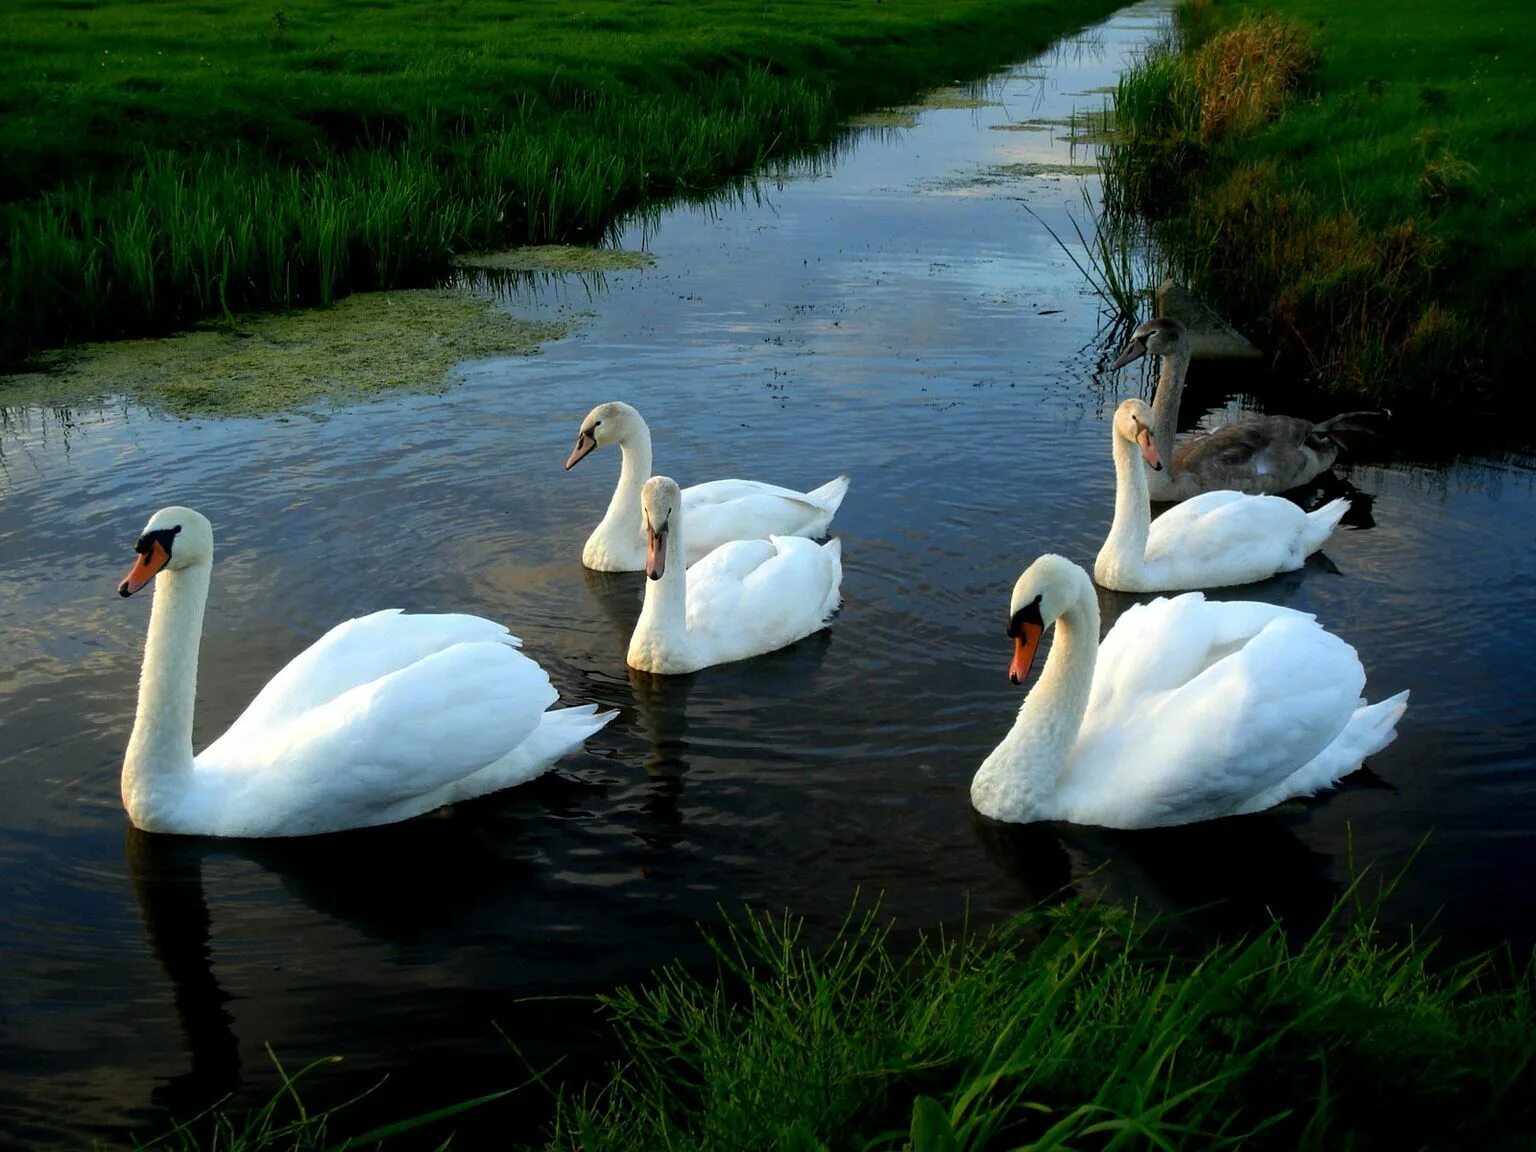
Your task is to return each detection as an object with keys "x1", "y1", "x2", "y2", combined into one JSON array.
[{"x1": 567, "y1": 401, "x2": 849, "y2": 570}]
